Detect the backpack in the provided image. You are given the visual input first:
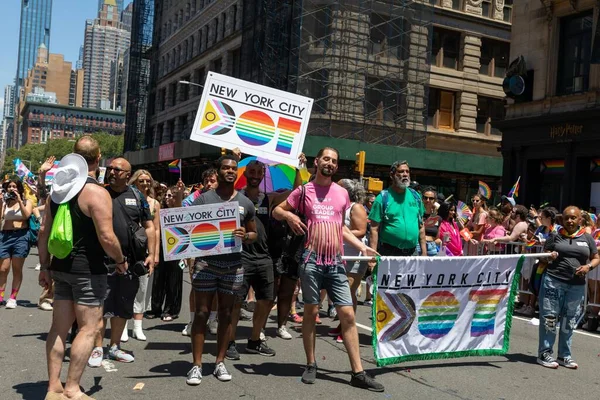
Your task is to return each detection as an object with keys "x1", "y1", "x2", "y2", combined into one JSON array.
[
  {"x1": 48, "y1": 202, "x2": 73, "y2": 259},
  {"x1": 114, "y1": 186, "x2": 149, "y2": 263},
  {"x1": 27, "y1": 212, "x2": 40, "y2": 246},
  {"x1": 280, "y1": 186, "x2": 307, "y2": 269}
]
